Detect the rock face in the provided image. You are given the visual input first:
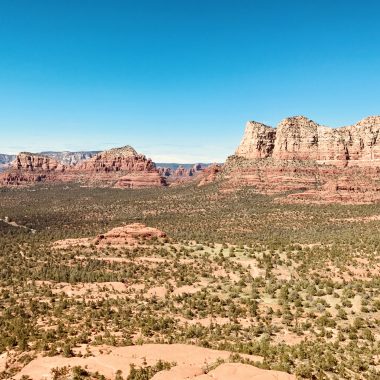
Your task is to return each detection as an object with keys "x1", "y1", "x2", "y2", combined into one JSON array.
[
  {"x1": 236, "y1": 121, "x2": 276, "y2": 159},
  {"x1": 14, "y1": 152, "x2": 63, "y2": 171},
  {"x1": 0, "y1": 146, "x2": 167, "y2": 188},
  {"x1": 236, "y1": 116, "x2": 380, "y2": 165},
  {"x1": 226, "y1": 115, "x2": 380, "y2": 203}
]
